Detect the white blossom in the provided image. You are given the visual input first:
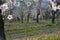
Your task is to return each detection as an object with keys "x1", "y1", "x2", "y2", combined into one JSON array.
[{"x1": 7, "y1": 15, "x2": 13, "y2": 20}]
